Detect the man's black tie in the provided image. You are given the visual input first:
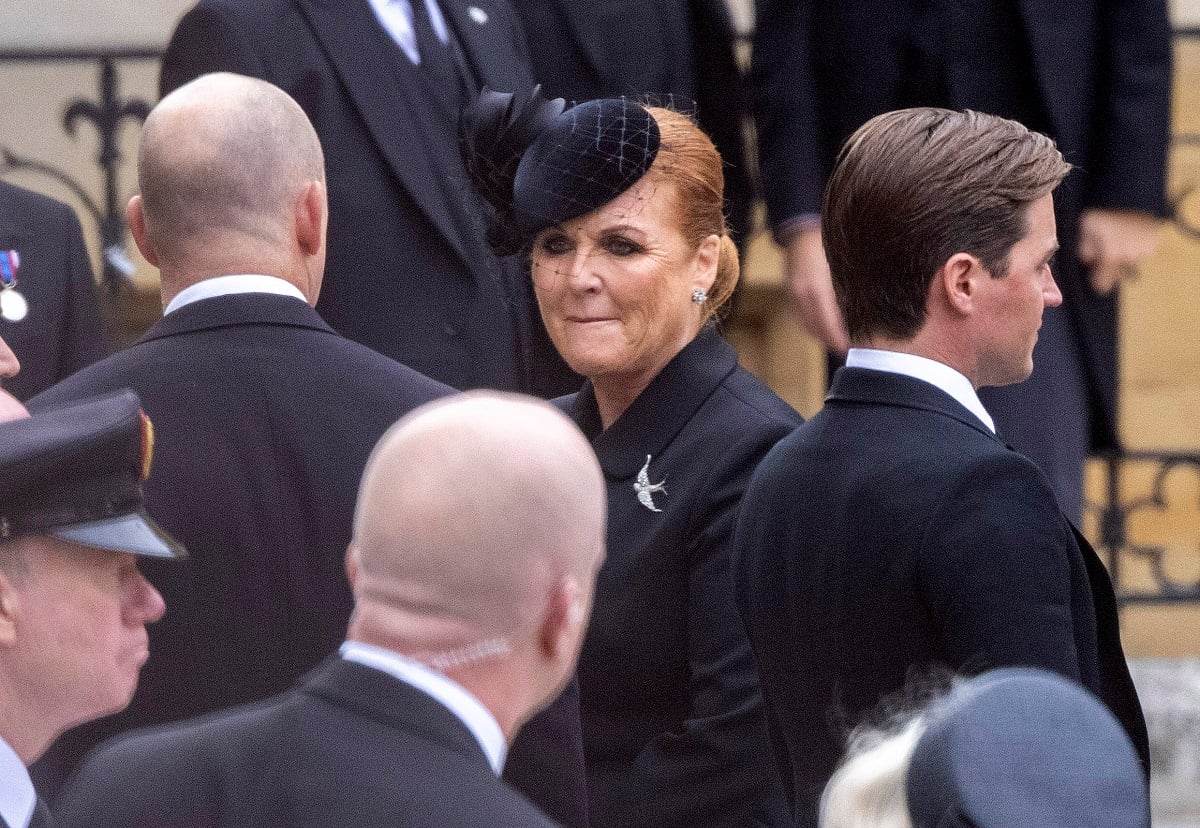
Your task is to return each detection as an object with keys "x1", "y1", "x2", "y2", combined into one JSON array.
[{"x1": 408, "y1": 0, "x2": 462, "y2": 104}]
